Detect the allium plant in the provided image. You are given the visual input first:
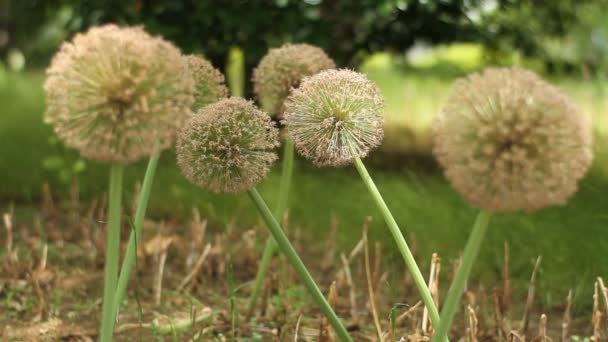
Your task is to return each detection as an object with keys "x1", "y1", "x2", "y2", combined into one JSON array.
[
  {"x1": 285, "y1": 69, "x2": 384, "y2": 166},
  {"x1": 45, "y1": 24, "x2": 193, "y2": 164},
  {"x1": 284, "y1": 69, "x2": 444, "y2": 331},
  {"x1": 185, "y1": 54, "x2": 228, "y2": 112},
  {"x1": 253, "y1": 43, "x2": 336, "y2": 115},
  {"x1": 177, "y1": 98, "x2": 279, "y2": 193},
  {"x1": 248, "y1": 43, "x2": 335, "y2": 315},
  {"x1": 176, "y1": 97, "x2": 352, "y2": 342},
  {"x1": 431, "y1": 67, "x2": 592, "y2": 342},
  {"x1": 44, "y1": 24, "x2": 194, "y2": 342},
  {"x1": 111, "y1": 54, "x2": 228, "y2": 331}
]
